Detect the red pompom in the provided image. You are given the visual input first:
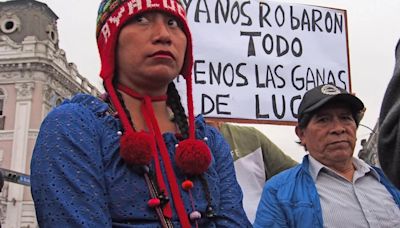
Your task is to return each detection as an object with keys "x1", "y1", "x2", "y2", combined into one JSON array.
[
  {"x1": 182, "y1": 180, "x2": 194, "y2": 191},
  {"x1": 147, "y1": 198, "x2": 160, "y2": 208},
  {"x1": 175, "y1": 139, "x2": 211, "y2": 175},
  {"x1": 119, "y1": 131, "x2": 153, "y2": 166}
]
